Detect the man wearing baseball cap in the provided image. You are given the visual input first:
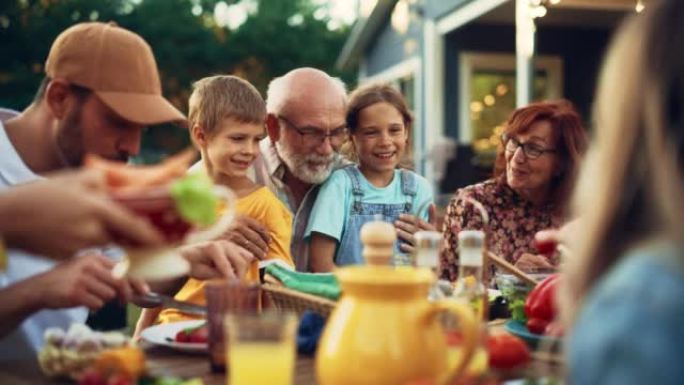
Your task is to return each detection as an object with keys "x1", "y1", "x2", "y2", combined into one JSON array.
[{"x1": 0, "y1": 22, "x2": 187, "y2": 358}]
